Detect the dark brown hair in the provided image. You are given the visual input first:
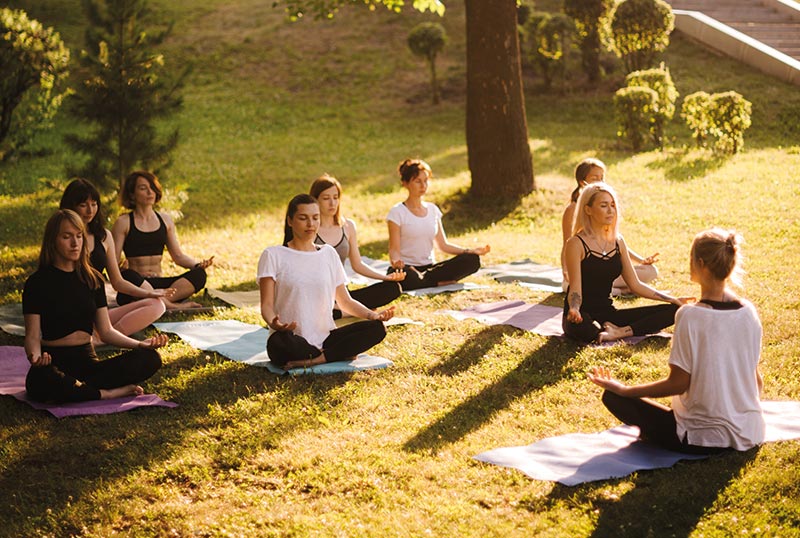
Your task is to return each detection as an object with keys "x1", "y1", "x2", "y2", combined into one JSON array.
[
  {"x1": 60, "y1": 178, "x2": 106, "y2": 240},
  {"x1": 571, "y1": 158, "x2": 606, "y2": 202},
  {"x1": 120, "y1": 170, "x2": 163, "y2": 209},
  {"x1": 309, "y1": 174, "x2": 343, "y2": 226},
  {"x1": 691, "y1": 228, "x2": 743, "y2": 286},
  {"x1": 283, "y1": 193, "x2": 319, "y2": 246},
  {"x1": 398, "y1": 158, "x2": 432, "y2": 184}
]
